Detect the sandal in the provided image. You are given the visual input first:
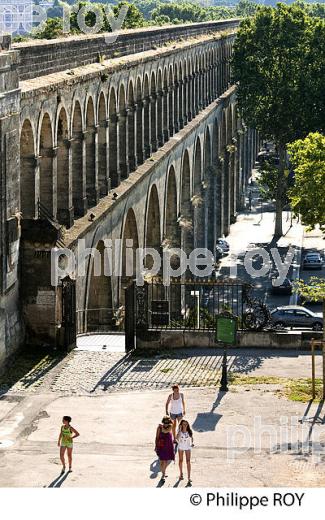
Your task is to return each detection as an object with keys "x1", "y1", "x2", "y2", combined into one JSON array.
[{"x1": 179, "y1": 474, "x2": 184, "y2": 480}]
